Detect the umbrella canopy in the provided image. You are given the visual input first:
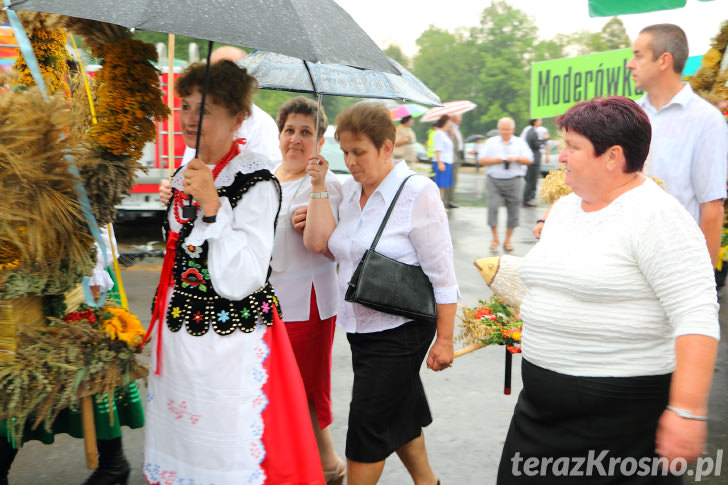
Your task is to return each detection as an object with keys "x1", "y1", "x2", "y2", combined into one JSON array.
[
  {"x1": 465, "y1": 134, "x2": 487, "y2": 143},
  {"x1": 391, "y1": 103, "x2": 428, "y2": 120},
  {"x1": 240, "y1": 50, "x2": 441, "y2": 106},
  {"x1": 421, "y1": 100, "x2": 477, "y2": 122},
  {"x1": 8, "y1": 0, "x2": 397, "y2": 74}
]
